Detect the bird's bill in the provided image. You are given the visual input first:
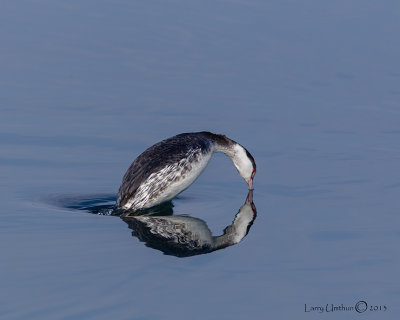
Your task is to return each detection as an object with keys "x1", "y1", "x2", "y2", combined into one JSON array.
[
  {"x1": 247, "y1": 178, "x2": 253, "y2": 190},
  {"x1": 246, "y1": 189, "x2": 253, "y2": 203}
]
